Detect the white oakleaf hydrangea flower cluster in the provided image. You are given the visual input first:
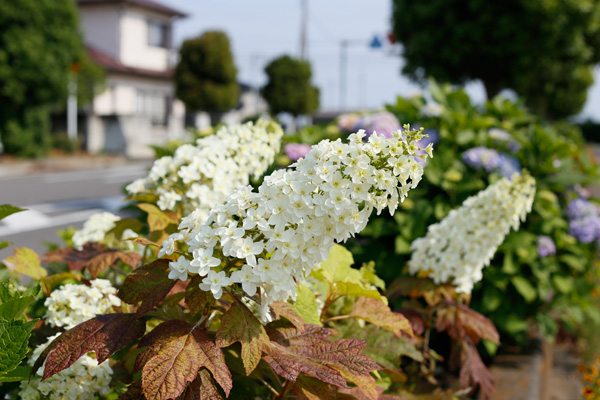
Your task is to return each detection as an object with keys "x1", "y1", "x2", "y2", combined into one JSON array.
[
  {"x1": 19, "y1": 333, "x2": 113, "y2": 400},
  {"x1": 72, "y1": 212, "x2": 120, "y2": 249},
  {"x1": 126, "y1": 119, "x2": 283, "y2": 218},
  {"x1": 409, "y1": 173, "x2": 536, "y2": 293},
  {"x1": 163, "y1": 126, "x2": 433, "y2": 305},
  {"x1": 44, "y1": 279, "x2": 121, "y2": 330}
]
